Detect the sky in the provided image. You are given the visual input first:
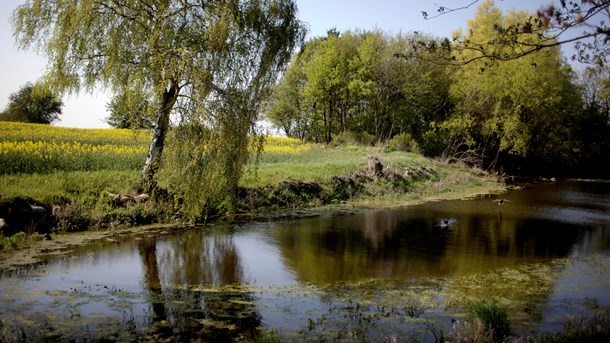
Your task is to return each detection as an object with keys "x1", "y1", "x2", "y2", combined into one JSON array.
[{"x1": 1, "y1": 0, "x2": 556, "y2": 128}]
